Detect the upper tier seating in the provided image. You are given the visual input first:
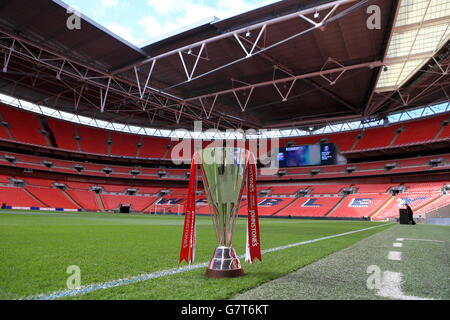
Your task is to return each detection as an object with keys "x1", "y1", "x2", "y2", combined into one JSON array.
[
  {"x1": 394, "y1": 114, "x2": 448, "y2": 146},
  {"x1": 0, "y1": 119, "x2": 9, "y2": 139},
  {"x1": 438, "y1": 121, "x2": 450, "y2": 139},
  {"x1": 0, "y1": 104, "x2": 47, "y2": 146},
  {"x1": 354, "y1": 124, "x2": 402, "y2": 150},
  {"x1": 139, "y1": 136, "x2": 170, "y2": 158},
  {"x1": 77, "y1": 125, "x2": 109, "y2": 155},
  {"x1": 45, "y1": 118, "x2": 79, "y2": 151},
  {"x1": 109, "y1": 131, "x2": 140, "y2": 157},
  {"x1": 0, "y1": 102, "x2": 448, "y2": 159}
]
